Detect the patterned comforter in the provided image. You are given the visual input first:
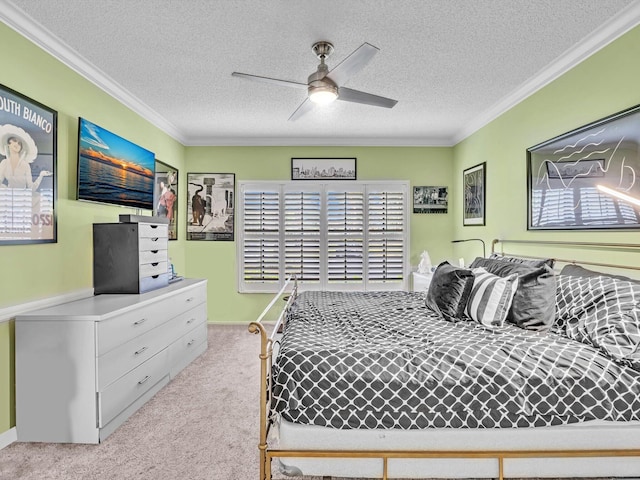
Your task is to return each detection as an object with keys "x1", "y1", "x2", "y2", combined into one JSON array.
[{"x1": 271, "y1": 291, "x2": 640, "y2": 429}]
